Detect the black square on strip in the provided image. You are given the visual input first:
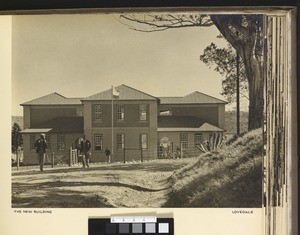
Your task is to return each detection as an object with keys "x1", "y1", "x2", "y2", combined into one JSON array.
[{"x1": 106, "y1": 223, "x2": 117, "y2": 234}]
